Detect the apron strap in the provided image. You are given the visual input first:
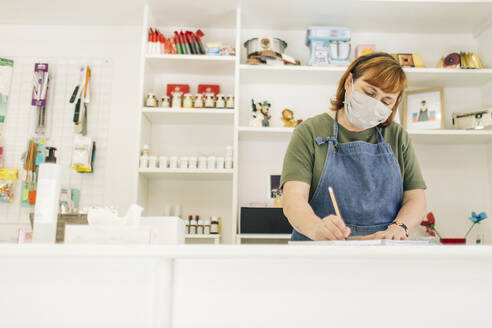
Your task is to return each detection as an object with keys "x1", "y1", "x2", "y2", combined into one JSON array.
[
  {"x1": 315, "y1": 111, "x2": 340, "y2": 149},
  {"x1": 375, "y1": 126, "x2": 384, "y2": 143}
]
